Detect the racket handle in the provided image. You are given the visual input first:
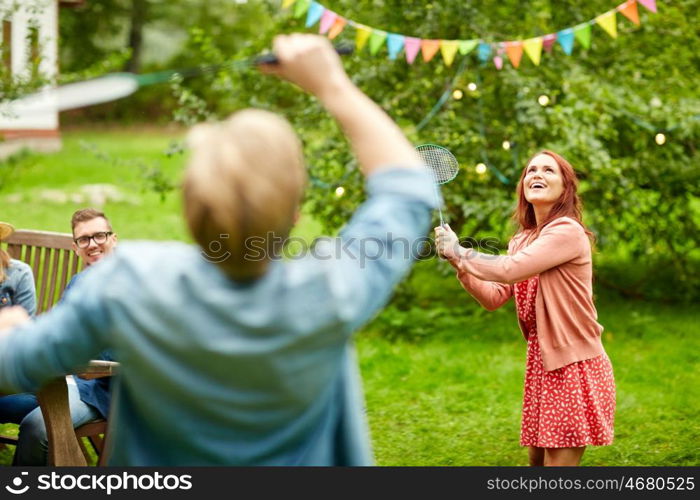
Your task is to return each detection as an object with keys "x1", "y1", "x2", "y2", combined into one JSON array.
[{"x1": 253, "y1": 45, "x2": 354, "y2": 65}]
